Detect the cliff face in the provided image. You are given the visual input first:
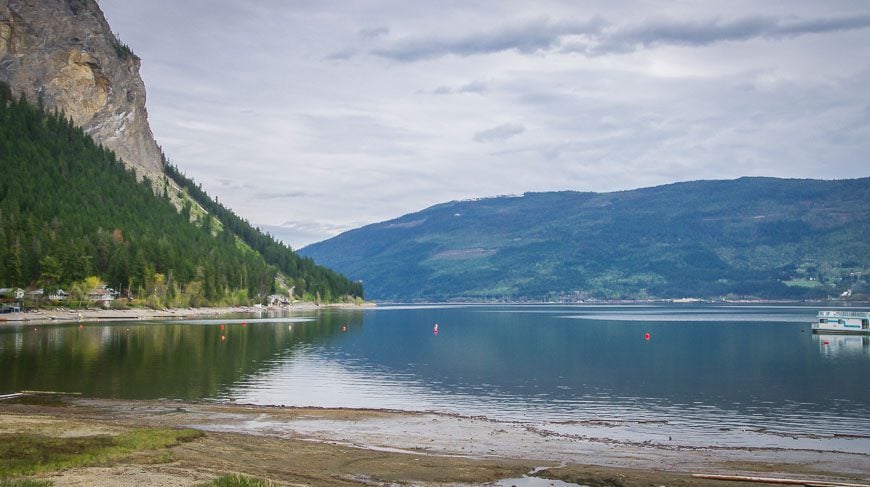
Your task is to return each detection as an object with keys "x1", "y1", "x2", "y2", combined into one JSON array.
[{"x1": 0, "y1": 0, "x2": 163, "y2": 180}]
